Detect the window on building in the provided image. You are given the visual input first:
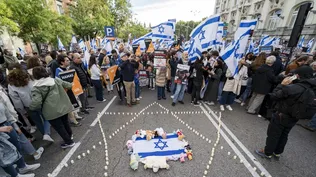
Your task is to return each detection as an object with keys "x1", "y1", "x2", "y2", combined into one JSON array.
[
  {"x1": 289, "y1": 6, "x2": 300, "y2": 28},
  {"x1": 229, "y1": 20, "x2": 235, "y2": 33},
  {"x1": 216, "y1": 8, "x2": 219, "y2": 14},
  {"x1": 267, "y1": 9, "x2": 282, "y2": 30},
  {"x1": 231, "y1": 11, "x2": 236, "y2": 17},
  {"x1": 234, "y1": 0, "x2": 237, "y2": 5},
  {"x1": 56, "y1": 0, "x2": 64, "y2": 15}
]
